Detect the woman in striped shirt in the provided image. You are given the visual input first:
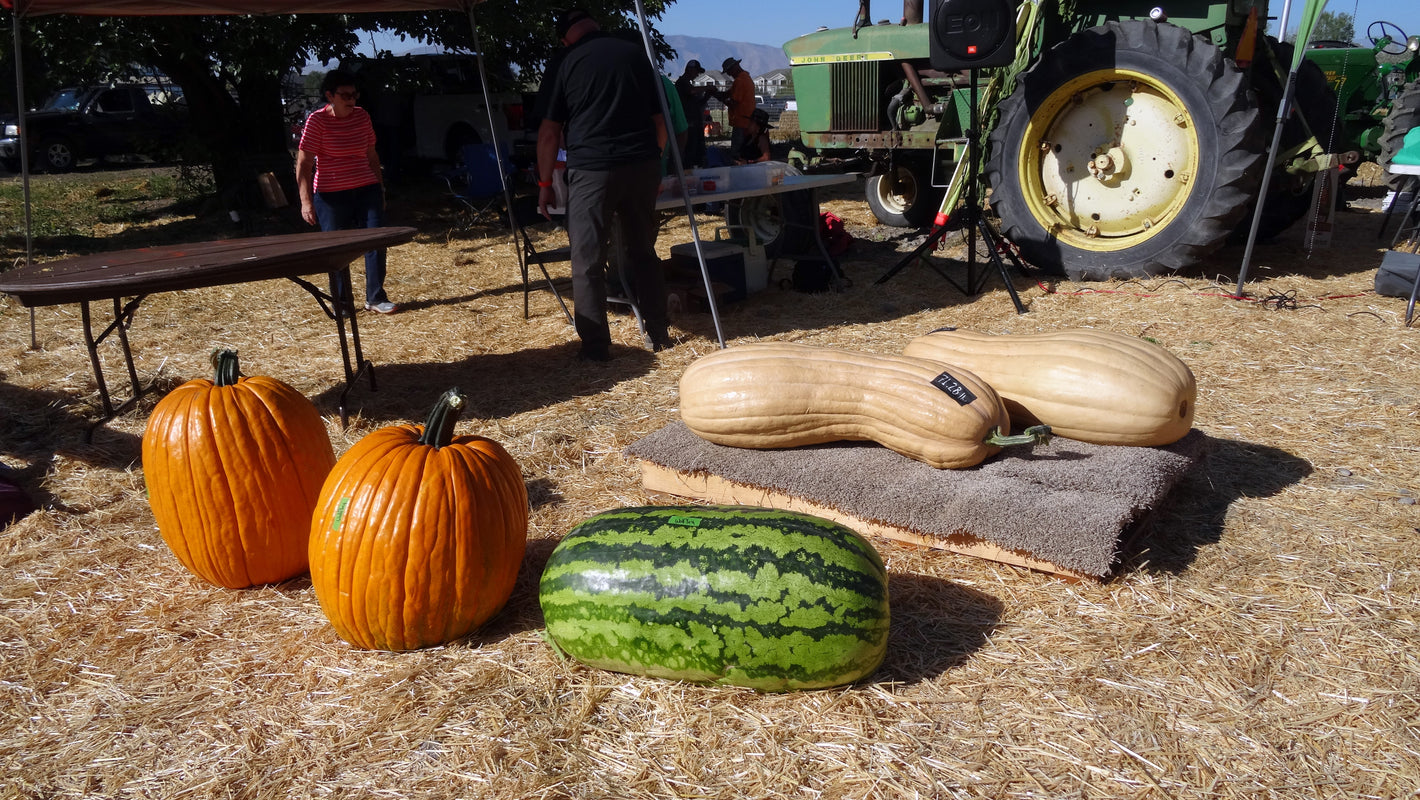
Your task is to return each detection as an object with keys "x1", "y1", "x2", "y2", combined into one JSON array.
[{"x1": 296, "y1": 69, "x2": 397, "y2": 315}]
